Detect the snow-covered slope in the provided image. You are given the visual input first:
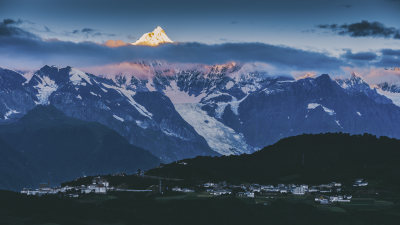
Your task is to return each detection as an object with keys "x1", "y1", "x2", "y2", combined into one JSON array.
[
  {"x1": 374, "y1": 82, "x2": 400, "y2": 107},
  {"x1": 375, "y1": 89, "x2": 400, "y2": 107},
  {"x1": 175, "y1": 103, "x2": 254, "y2": 155}
]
